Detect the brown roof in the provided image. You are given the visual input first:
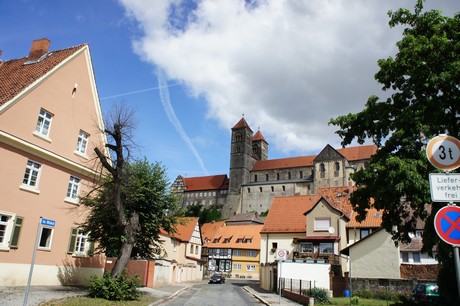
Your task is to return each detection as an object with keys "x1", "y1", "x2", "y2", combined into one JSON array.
[
  {"x1": 208, "y1": 224, "x2": 263, "y2": 249},
  {"x1": 253, "y1": 130, "x2": 267, "y2": 142},
  {"x1": 348, "y1": 207, "x2": 383, "y2": 228},
  {"x1": 201, "y1": 221, "x2": 225, "y2": 246},
  {"x1": 0, "y1": 44, "x2": 86, "y2": 106},
  {"x1": 400, "y1": 238, "x2": 423, "y2": 252},
  {"x1": 252, "y1": 156, "x2": 316, "y2": 171},
  {"x1": 261, "y1": 195, "x2": 320, "y2": 233},
  {"x1": 251, "y1": 145, "x2": 376, "y2": 172},
  {"x1": 160, "y1": 217, "x2": 199, "y2": 242},
  {"x1": 184, "y1": 175, "x2": 229, "y2": 191},
  {"x1": 317, "y1": 187, "x2": 355, "y2": 219},
  {"x1": 337, "y1": 145, "x2": 377, "y2": 161},
  {"x1": 226, "y1": 212, "x2": 264, "y2": 225},
  {"x1": 232, "y1": 117, "x2": 252, "y2": 130}
]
